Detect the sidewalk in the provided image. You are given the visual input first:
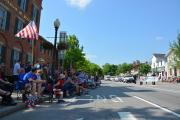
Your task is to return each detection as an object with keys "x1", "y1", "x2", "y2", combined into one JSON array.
[
  {"x1": 136, "y1": 80, "x2": 180, "y2": 91},
  {"x1": 0, "y1": 93, "x2": 26, "y2": 118},
  {"x1": 0, "y1": 93, "x2": 48, "y2": 118}
]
